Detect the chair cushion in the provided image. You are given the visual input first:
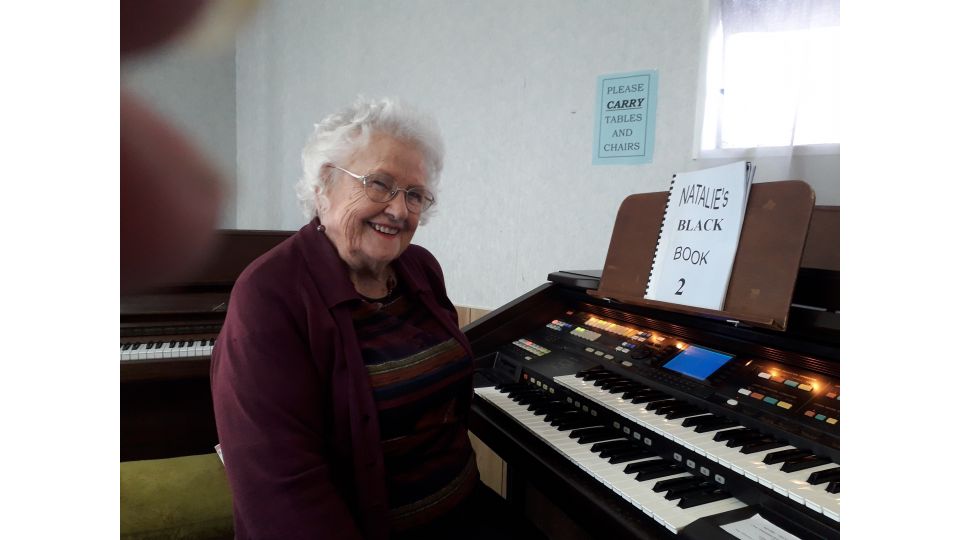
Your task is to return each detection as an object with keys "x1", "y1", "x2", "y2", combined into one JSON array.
[{"x1": 120, "y1": 453, "x2": 233, "y2": 539}]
